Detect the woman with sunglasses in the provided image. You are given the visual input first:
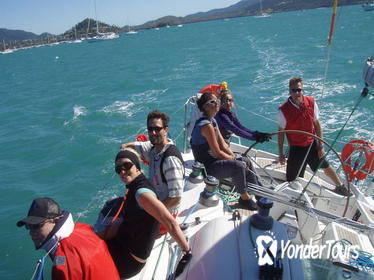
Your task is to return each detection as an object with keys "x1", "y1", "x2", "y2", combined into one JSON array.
[
  {"x1": 190, "y1": 92, "x2": 258, "y2": 210},
  {"x1": 106, "y1": 149, "x2": 191, "y2": 279},
  {"x1": 215, "y1": 89, "x2": 271, "y2": 145}
]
